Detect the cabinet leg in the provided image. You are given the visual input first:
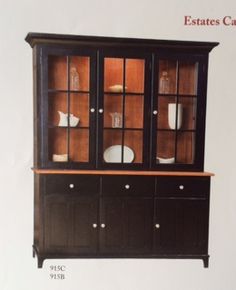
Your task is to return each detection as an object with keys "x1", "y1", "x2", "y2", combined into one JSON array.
[
  {"x1": 33, "y1": 248, "x2": 35, "y2": 258},
  {"x1": 203, "y1": 257, "x2": 209, "y2": 268},
  {"x1": 37, "y1": 257, "x2": 44, "y2": 268}
]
